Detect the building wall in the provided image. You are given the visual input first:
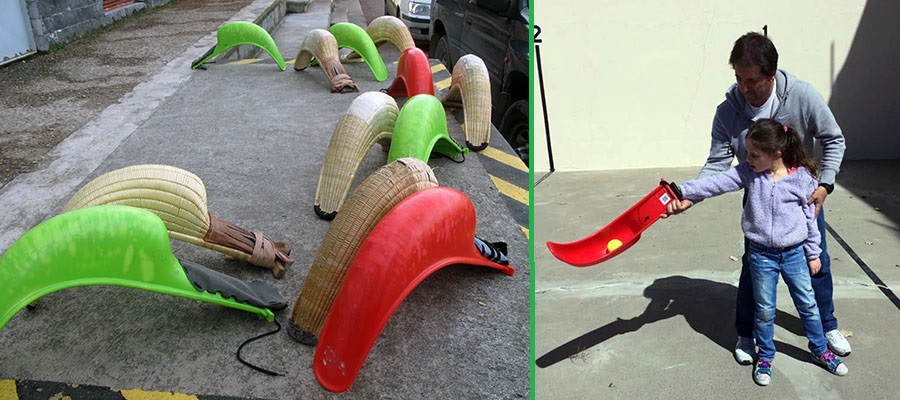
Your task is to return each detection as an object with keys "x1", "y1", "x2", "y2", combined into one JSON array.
[
  {"x1": 25, "y1": 0, "x2": 172, "y2": 51},
  {"x1": 532, "y1": 0, "x2": 896, "y2": 173}
]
